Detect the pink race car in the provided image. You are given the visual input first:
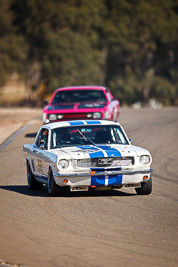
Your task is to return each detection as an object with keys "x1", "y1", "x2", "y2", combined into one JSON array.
[{"x1": 42, "y1": 86, "x2": 120, "y2": 123}]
